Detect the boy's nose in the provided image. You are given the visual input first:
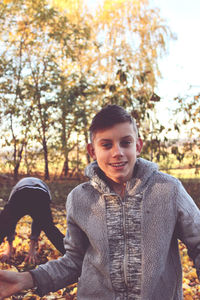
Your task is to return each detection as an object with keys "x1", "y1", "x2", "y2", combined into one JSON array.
[{"x1": 112, "y1": 144, "x2": 123, "y2": 157}]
